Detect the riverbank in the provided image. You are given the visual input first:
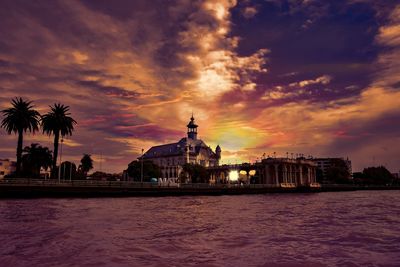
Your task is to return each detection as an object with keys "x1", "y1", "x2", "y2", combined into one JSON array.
[
  {"x1": 0, "y1": 182, "x2": 316, "y2": 198},
  {"x1": 0, "y1": 179, "x2": 399, "y2": 198}
]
